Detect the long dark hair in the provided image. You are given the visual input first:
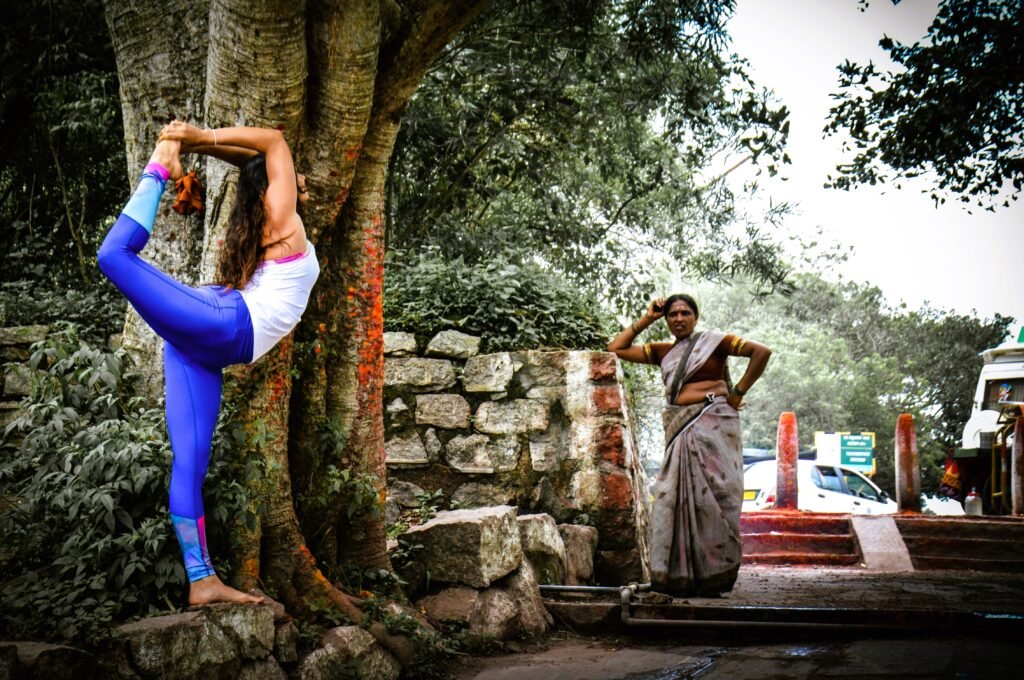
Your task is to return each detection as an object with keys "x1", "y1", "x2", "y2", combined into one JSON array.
[
  {"x1": 663, "y1": 293, "x2": 699, "y2": 320},
  {"x1": 216, "y1": 153, "x2": 268, "y2": 290}
]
